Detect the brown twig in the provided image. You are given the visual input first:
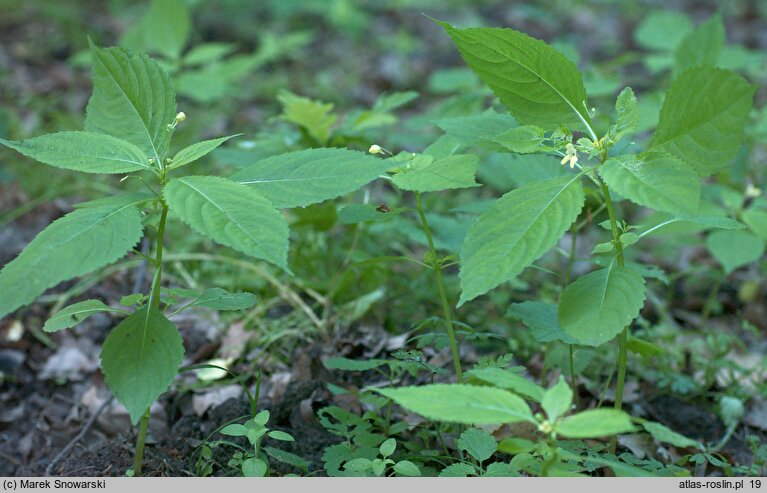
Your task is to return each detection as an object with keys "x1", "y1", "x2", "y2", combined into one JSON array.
[{"x1": 45, "y1": 395, "x2": 115, "y2": 476}]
